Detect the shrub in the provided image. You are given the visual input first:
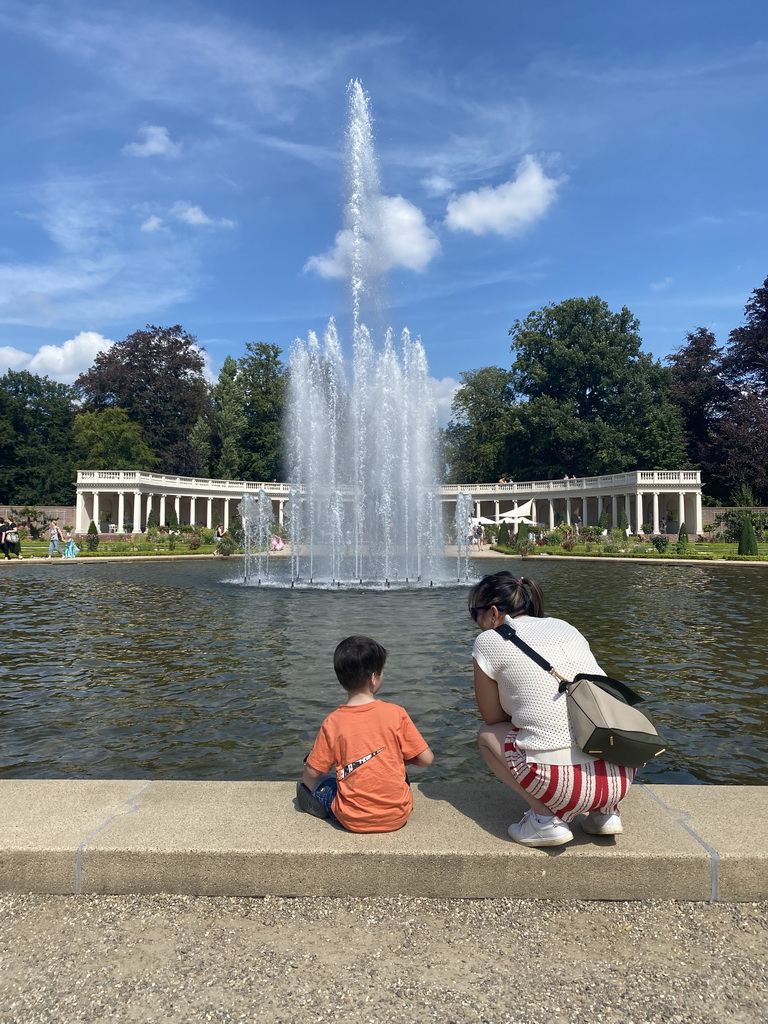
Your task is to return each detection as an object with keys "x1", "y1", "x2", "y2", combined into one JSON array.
[
  {"x1": 168, "y1": 533, "x2": 177, "y2": 551},
  {"x1": 86, "y1": 520, "x2": 99, "y2": 551},
  {"x1": 738, "y1": 516, "x2": 759, "y2": 556},
  {"x1": 676, "y1": 522, "x2": 689, "y2": 554},
  {"x1": 561, "y1": 538, "x2": 575, "y2": 551},
  {"x1": 618, "y1": 508, "x2": 629, "y2": 536},
  {"x1": 167, "y1": 507, "x2": 179, "y2": 530},
  {"x1": 498, "y1": 522, "x2": 511, "y2": 546},
  {"x1": 652, "y1": 536, "x2": 670, "y2": 554},
  {"x1": 597, "y1": 510, "x2": 610, "y2": 532},
  {"x1": 546, "y1": 527, "x2": 566, "y2": 547},
  {"x1": 147, "y1": 509, "x2": 159, "y2": 529},
  {"x1": 217, "y1": 533, "x2": 238, "y2": 556},
  {"x1": 188, "y1": 535, "x2": 202, "y2": 550},
  {"x1": 641, "y1": 522, "x2": 653, "y2": 535}
]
